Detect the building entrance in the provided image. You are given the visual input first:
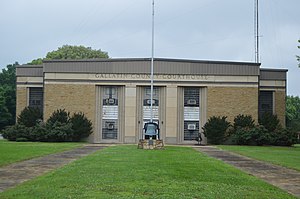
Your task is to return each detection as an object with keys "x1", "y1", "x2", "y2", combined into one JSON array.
[
  {"x1": 101, "y1": 86, "x2": 119, "y2": 140},
  {"x1": 143, "y1": 87, "x2": 159, "y2": 139},
  {"x1": 143, "y1": 87, "x2": 159, "y2": 125},
  {"x1": 183, "y1": 87, "x2": 200, "y2": 141},
  {"x1": 137, "y1": 86, "x2": 165, "y2": 140}
]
